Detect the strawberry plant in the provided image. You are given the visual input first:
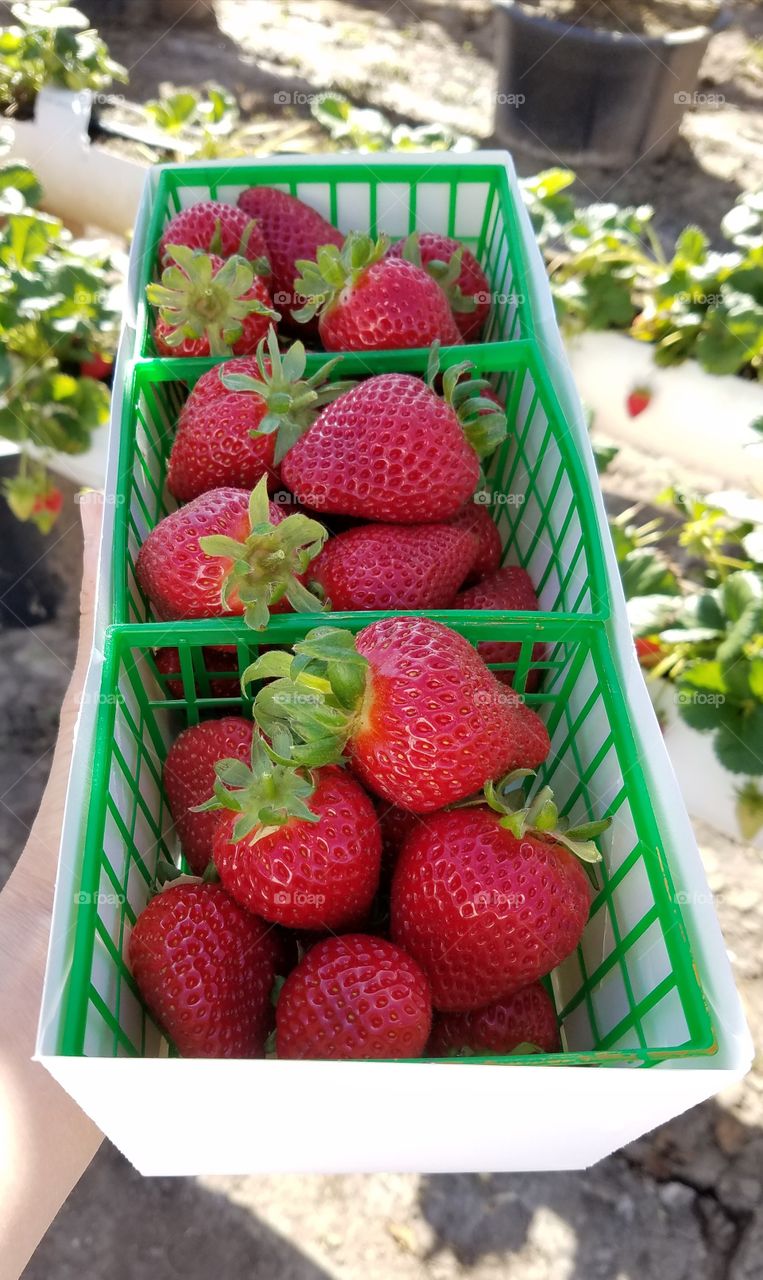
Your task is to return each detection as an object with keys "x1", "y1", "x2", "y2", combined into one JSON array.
[
  {"x1": 609, "y1": 481, "x2": 763, "y2": 805},
  {"x1": 521, "y1": 170, "x2": 763, "y2": 379},
  {"x1": 0, "y1": 132, "x2": 118, "y2": 531},
  {"x1": 0, "y1": 2, "x2": 126, "y2": 117}
]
